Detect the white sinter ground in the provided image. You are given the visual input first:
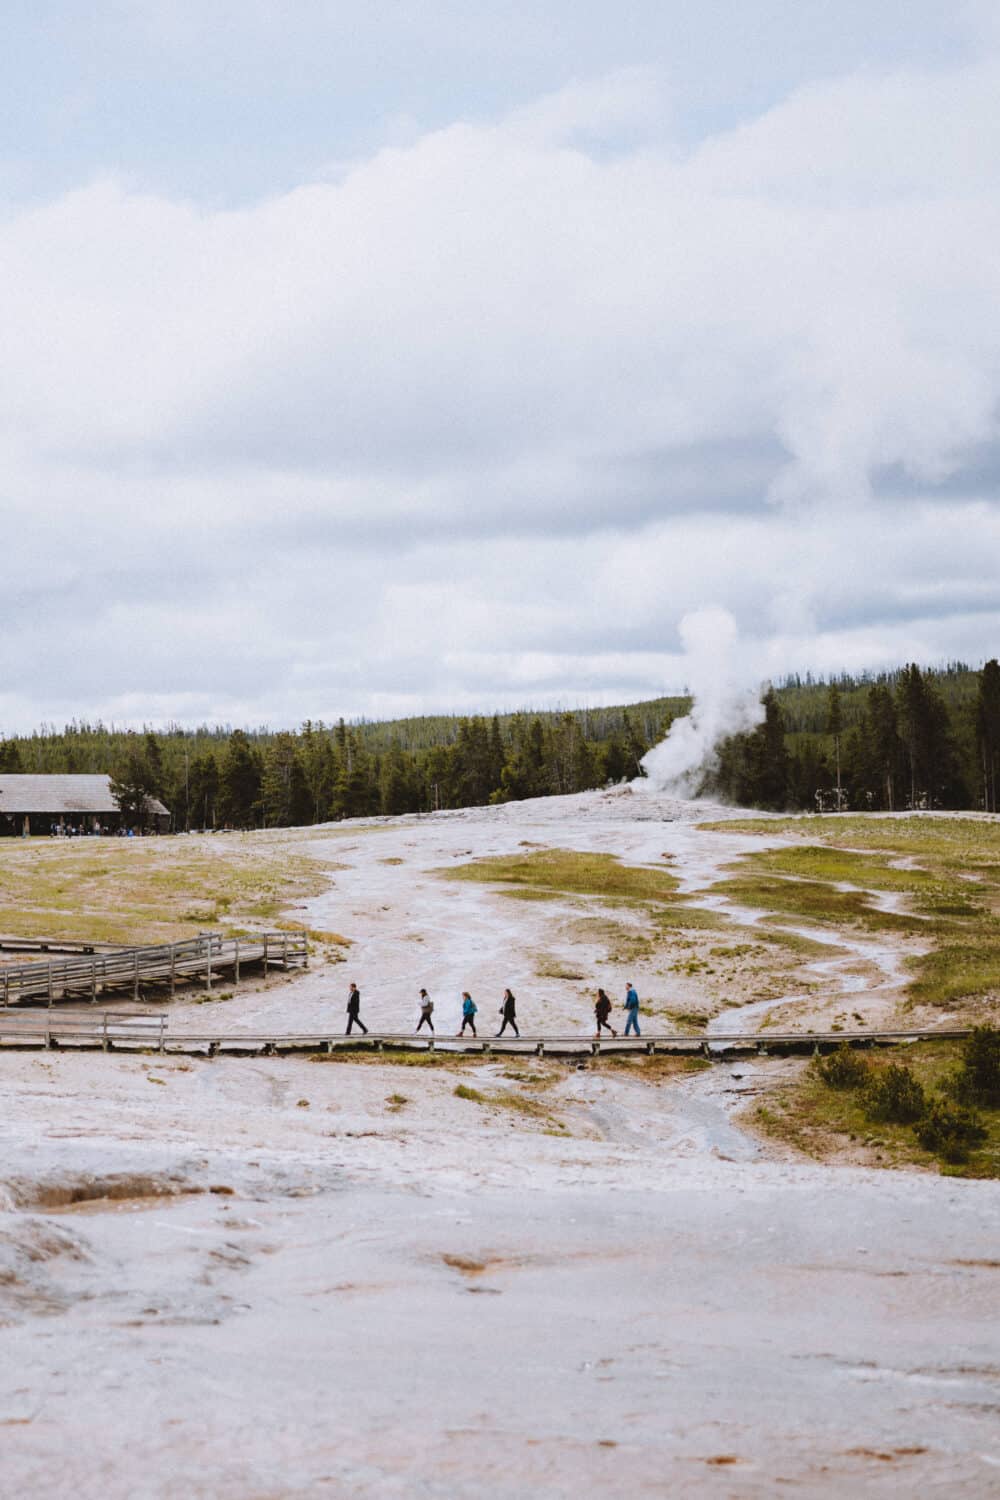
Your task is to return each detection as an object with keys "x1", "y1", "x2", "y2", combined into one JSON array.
[{"x1": 1, "y1": 786, "x2": 997, "y2": 1497}]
